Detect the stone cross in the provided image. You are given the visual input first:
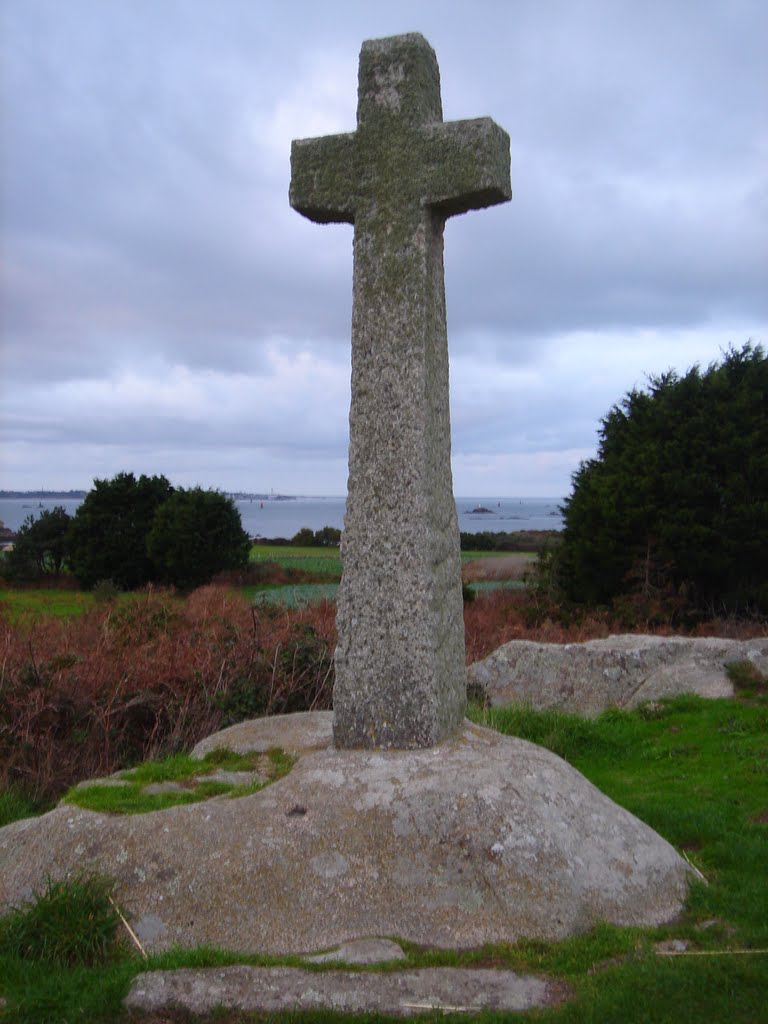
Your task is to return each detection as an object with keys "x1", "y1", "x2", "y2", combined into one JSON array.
[{"x1": 290, "y1": 33, "x2": 511, "y2": 749}]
